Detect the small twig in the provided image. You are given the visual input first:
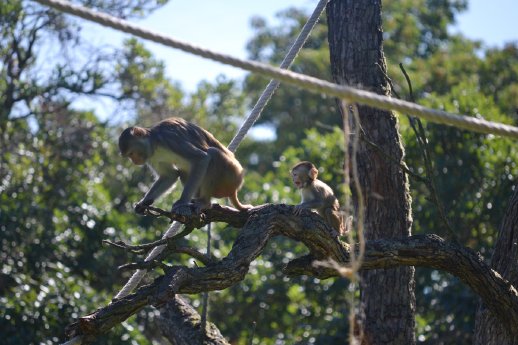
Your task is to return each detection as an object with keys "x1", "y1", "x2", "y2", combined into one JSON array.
[
  {"x1": 175, "y1": 246, "x2": 216, "y2": 266},
  {"x1": 376, "y1": 62, "x2": 457, "y2": 241},
  {"x1": 117, "y1": 245, "x2": 215, "y2": 271},
  {"x1": 118, "y1": 260, "x2": 170, "y2": 271},
  {"x1": 102, "y1": 239, "x2": 135, "y2": 251},
  {"x1": 399, "y1": 63, "x2": 457, "y2": 241},
  {"x1": 355, "y1": 63, "x2": 428, "y2": 184},
  {"x1": 376, "y1": 62, "x2": 401, "y2": 99},
  {"x1": 103, "y1": 226, "x2": 195, "y2": 254},
  {"x1": 399, "y1": 63, "x2": 415, "y2": 102},
  {"x1": 103, "y1": 238, "x2": 169, "y2": 254}
]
